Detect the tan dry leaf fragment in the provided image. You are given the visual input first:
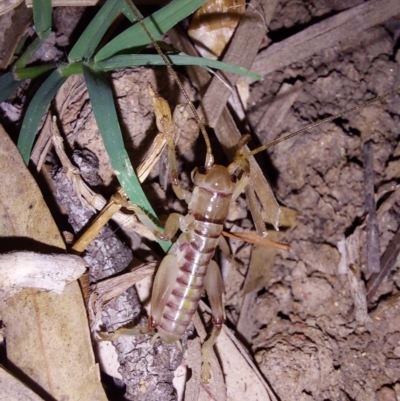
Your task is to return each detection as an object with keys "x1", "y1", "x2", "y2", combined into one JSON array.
[
  {"x1": 216, "y1": 327, "x2": 274, "y2": 401},
  {"x1": 0, "y1": 124, "x2": 108, "y2": 401},
  {"x1": 0, "y1": 0, "x2": 23, "y2": 16},
  {"x1": 188, "y1": 0, "x2": 246, "y2": 60},
  {"x1": 0, "y1": 251, "x2": 86, "y2": 300}
]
